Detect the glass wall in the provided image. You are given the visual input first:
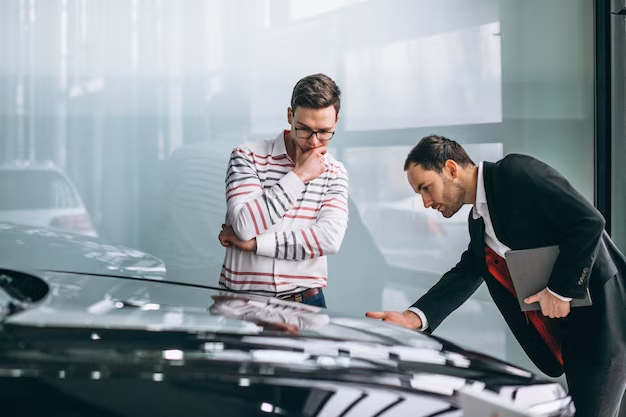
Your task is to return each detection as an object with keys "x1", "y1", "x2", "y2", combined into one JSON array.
[{"x1": 0, "y1": 0, "x2": 594, "y2": 376}]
